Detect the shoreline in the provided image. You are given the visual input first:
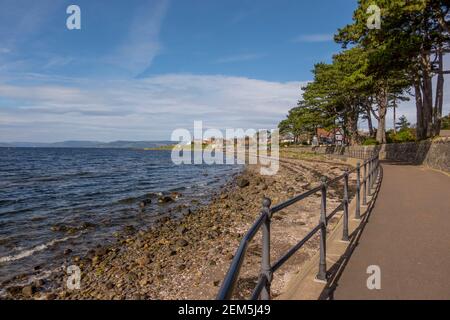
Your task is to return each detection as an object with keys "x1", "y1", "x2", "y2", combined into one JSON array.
[{"x1": 2, "y1": 152, "x2": 354, "y2": 300}]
